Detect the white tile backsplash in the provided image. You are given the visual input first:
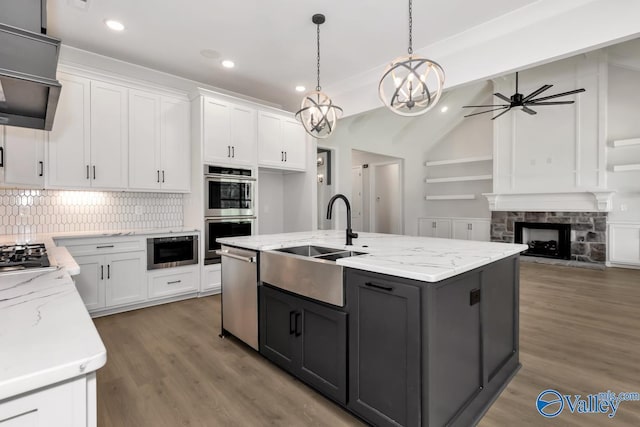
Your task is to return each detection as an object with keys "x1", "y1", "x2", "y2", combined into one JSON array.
[{"x1": 0, "y1": 189, "x2": 183, "y2": 235}]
